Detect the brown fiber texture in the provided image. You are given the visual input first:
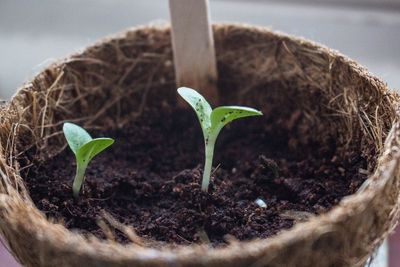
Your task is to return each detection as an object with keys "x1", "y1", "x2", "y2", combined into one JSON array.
[{"x1": 0, "y1": 23, "x2": 399, "y2": 267}]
